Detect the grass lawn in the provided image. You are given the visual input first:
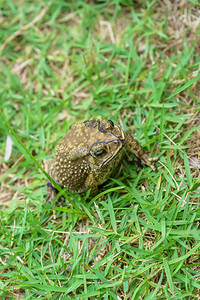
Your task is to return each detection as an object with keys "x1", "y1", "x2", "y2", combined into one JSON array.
[{"x1": 0, "y1": 0, "x2": 200, "y2": 299}]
